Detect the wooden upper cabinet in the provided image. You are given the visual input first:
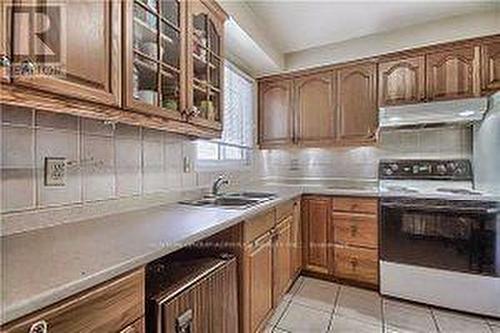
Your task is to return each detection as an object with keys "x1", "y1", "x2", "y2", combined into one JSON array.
[
  {"x1": 426, "y1": 45, "x2": 481, "y2": 101},
  {"x1": 337, "y1": 62, "x2": 377, "y2": 143},
  {"x1": 302, "y1": 197, "x2": 331, "y2": 274},
  {"x1": 11, "y1": 0, "x2": 121, "y2": 106},
  {"x1": 186, "y1": 0, "x2": 226, "y2": 131},
  {"x1": 378, "y1": 56, "x2": 425, "y2": 106},
  {"x1": 124, "y1": 0, "x2": 185, "y2": 120},
  {"x1": 295, "y1": 71, "x2": 336, "y2": 146},
  {"x1": 0, "y1": 0, "x2": 12, "y2": 83},
  {"x1": 259, "y1": 79, "x2": 294, "y2": 147},
  {"x1": 481, "y1": 37, "x2": 500, "y2": 93}
]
